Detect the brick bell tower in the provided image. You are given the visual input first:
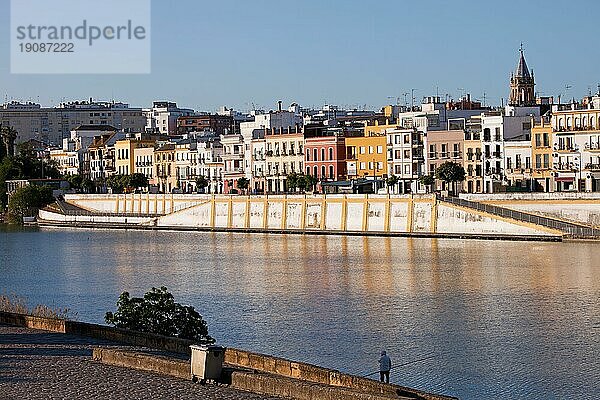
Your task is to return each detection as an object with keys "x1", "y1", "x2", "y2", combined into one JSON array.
[{"x1": 509, "y1": 44, "x2": 536, "y2": 106}]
